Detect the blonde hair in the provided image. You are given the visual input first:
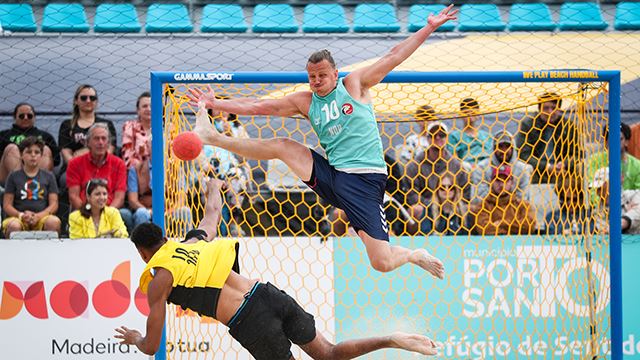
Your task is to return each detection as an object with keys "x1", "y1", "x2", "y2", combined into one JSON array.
[{"x1": 430, "y1": 173, "x2": 467, "y2": 224}]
